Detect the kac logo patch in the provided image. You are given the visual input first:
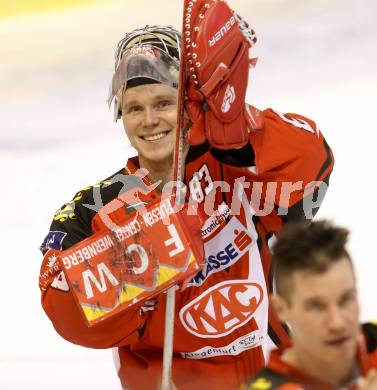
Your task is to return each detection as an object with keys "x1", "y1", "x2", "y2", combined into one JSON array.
[
  {"x1": 40, "y1": 231, "x2": 67, "y2": 251},
  {"x1": 180, "y1": 280, "x2": 264, "y2": 338}
]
